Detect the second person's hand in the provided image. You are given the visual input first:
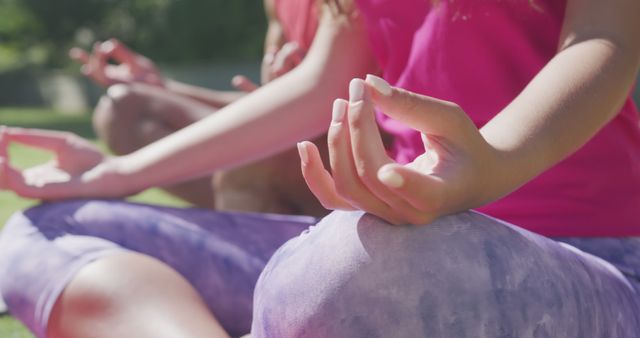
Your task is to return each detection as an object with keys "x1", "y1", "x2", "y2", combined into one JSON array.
[
  {"x1": 0, "y1": 127, "x2": 134, "y2": 200},
  {"x1": 70, "y1": 39, "x2": 164, "y2": 87}
]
